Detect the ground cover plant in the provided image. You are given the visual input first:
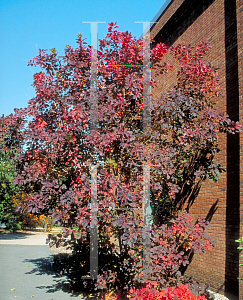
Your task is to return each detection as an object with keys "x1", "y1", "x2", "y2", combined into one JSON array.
[
  {"x1": 128, "y1": 283, "x2": 209, "y2": 300},
  {"x1": 0, "y1": 22, "x2": 241, "y2": 298},
  {"x1": 235, "y1": 237, "x2": 243, "y2": 281}
]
